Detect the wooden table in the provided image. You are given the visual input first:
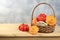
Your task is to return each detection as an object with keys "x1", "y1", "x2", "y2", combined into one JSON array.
[{"x1": 0, "y1": 24, "x2": 60, "y2": 40}]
